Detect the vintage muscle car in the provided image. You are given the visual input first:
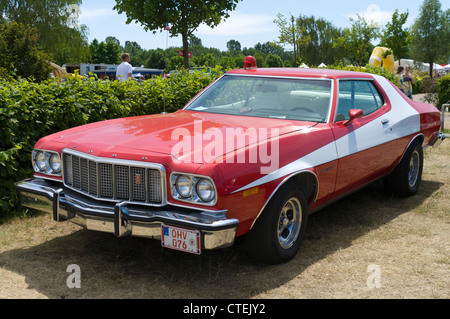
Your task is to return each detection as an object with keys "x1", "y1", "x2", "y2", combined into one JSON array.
[{"x1": 15, "y1": 57, "x2": 445, "y2": 263}]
